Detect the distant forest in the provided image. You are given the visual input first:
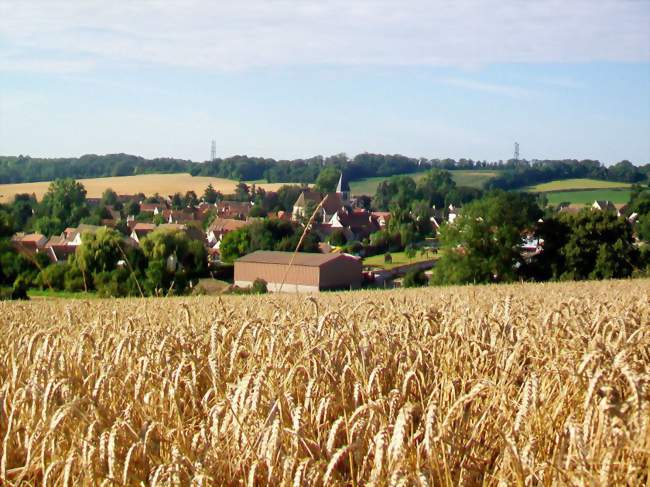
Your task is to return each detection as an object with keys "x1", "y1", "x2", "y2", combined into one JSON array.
[{"x1": 1, "y1": 153, "x2": 648, "y2": 189}]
